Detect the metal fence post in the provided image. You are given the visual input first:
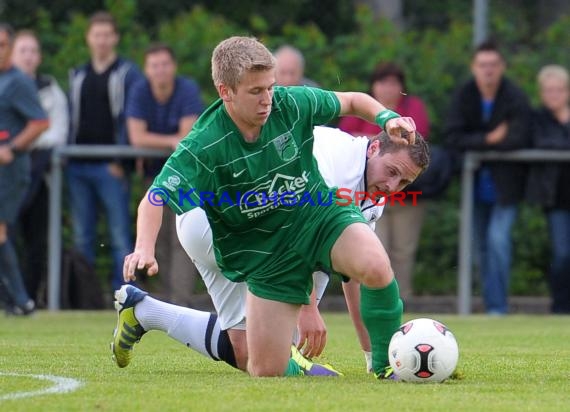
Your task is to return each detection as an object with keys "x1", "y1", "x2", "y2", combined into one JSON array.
[
  {"x1": 46, "y1": 146, "x2": 170, "y2": 311},
  {"x1": 47, "y1": 148, "x2": 64, "y2": 310},
  {"x1": 458, "y1": 153, "x2": 478, "y2": 315}
]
